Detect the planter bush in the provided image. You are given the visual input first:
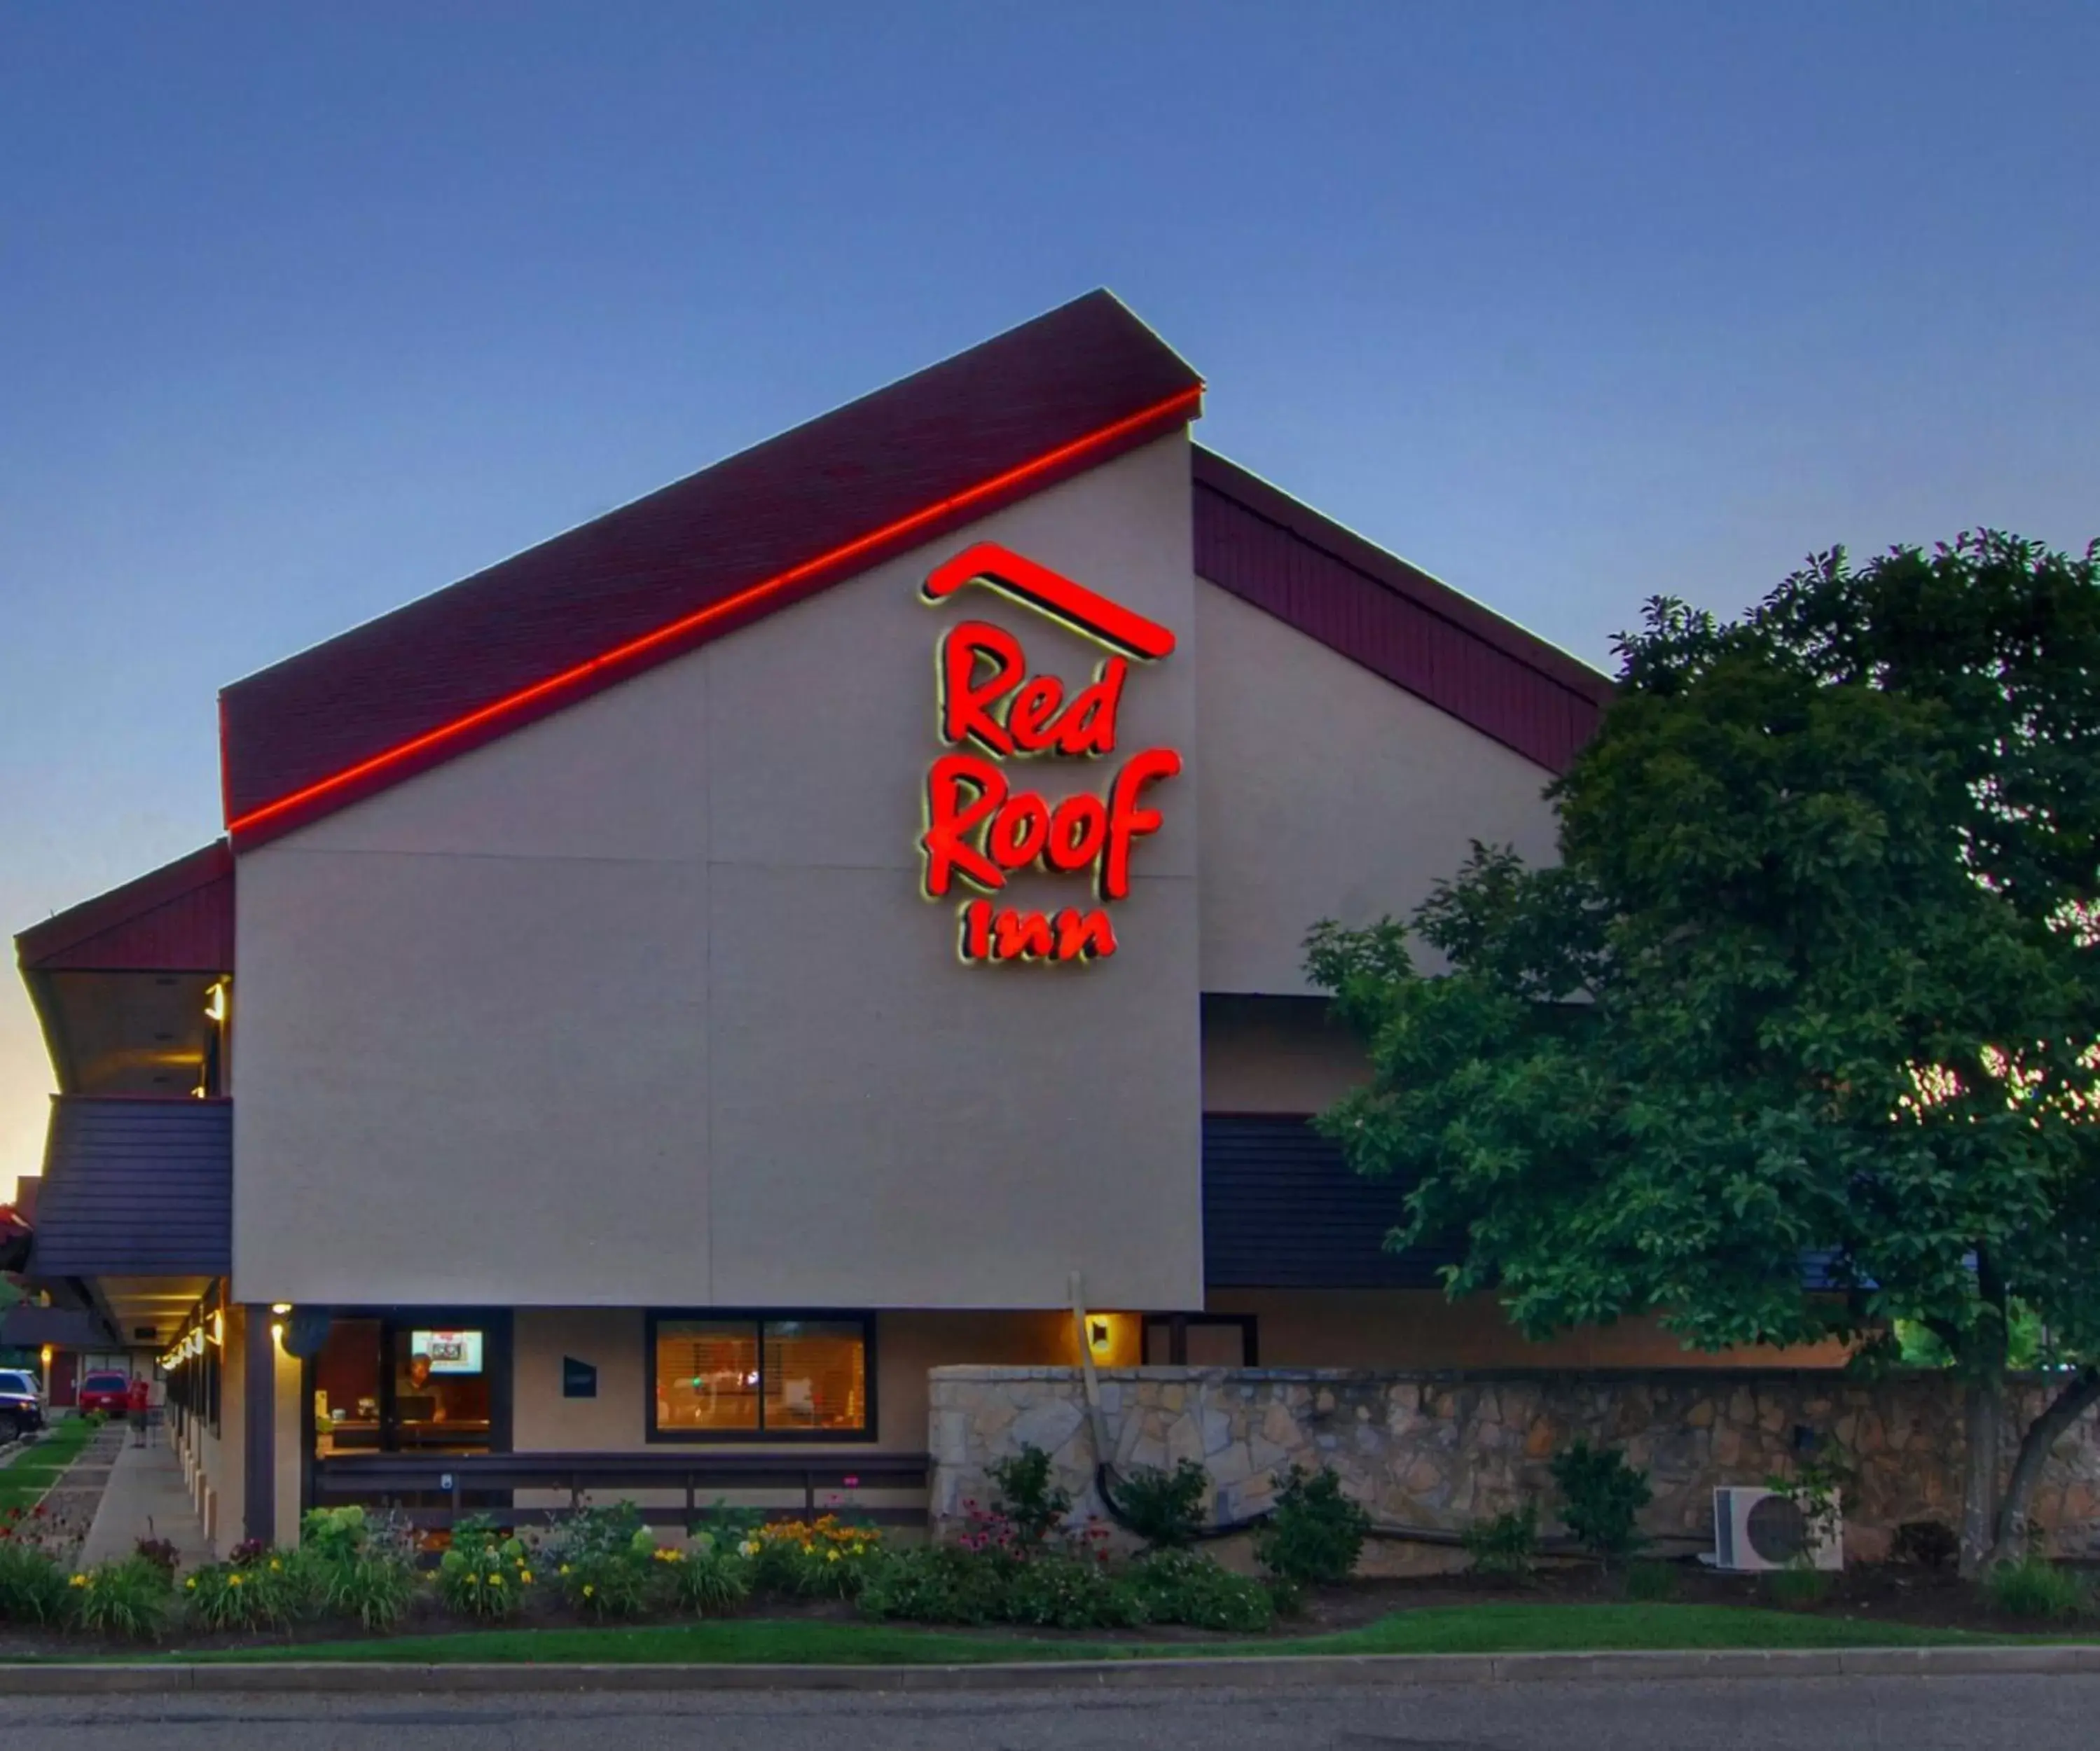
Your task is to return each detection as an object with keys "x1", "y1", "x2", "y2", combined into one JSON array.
[
  {"x1": 184, "y1": 1554, "x2": 308, "y2": 1633},
  {"x1": 0, "y1": 1539, "x2": 67, "y2": 1626},
  {"x1": 436, "y1": 1516, "x2": 535, "y2": 1621},
  {"x1": 1128, "y1": 1549, "x2": 1278, "y2": 1633},
  {"x1": 1461, "y1": 1502, "x2": 1541, "y2": 1580},
  {"x1": 747, "y1": 1516, "x2": 883, "y2": 1599},
  {"x1": 1985, "y1": 1556, "x2": 2089, "y2": 1622},
  {"x1": 1255, "y1": 1465, "x2": 1370, "y2": 1586},
  {"x1": 67, "y1": 1556, "x2": 169, "y2": 1640},
  {"x1": 1549, "y1": 1440, "x2": 1651, "y2": 1567},
  {"x1": 1111, "y1": 1460, "x2": 1210, "y2": 1550},
  {"x1": 663, "y1": 1544, "x2": 751, "y2": 1617}
]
